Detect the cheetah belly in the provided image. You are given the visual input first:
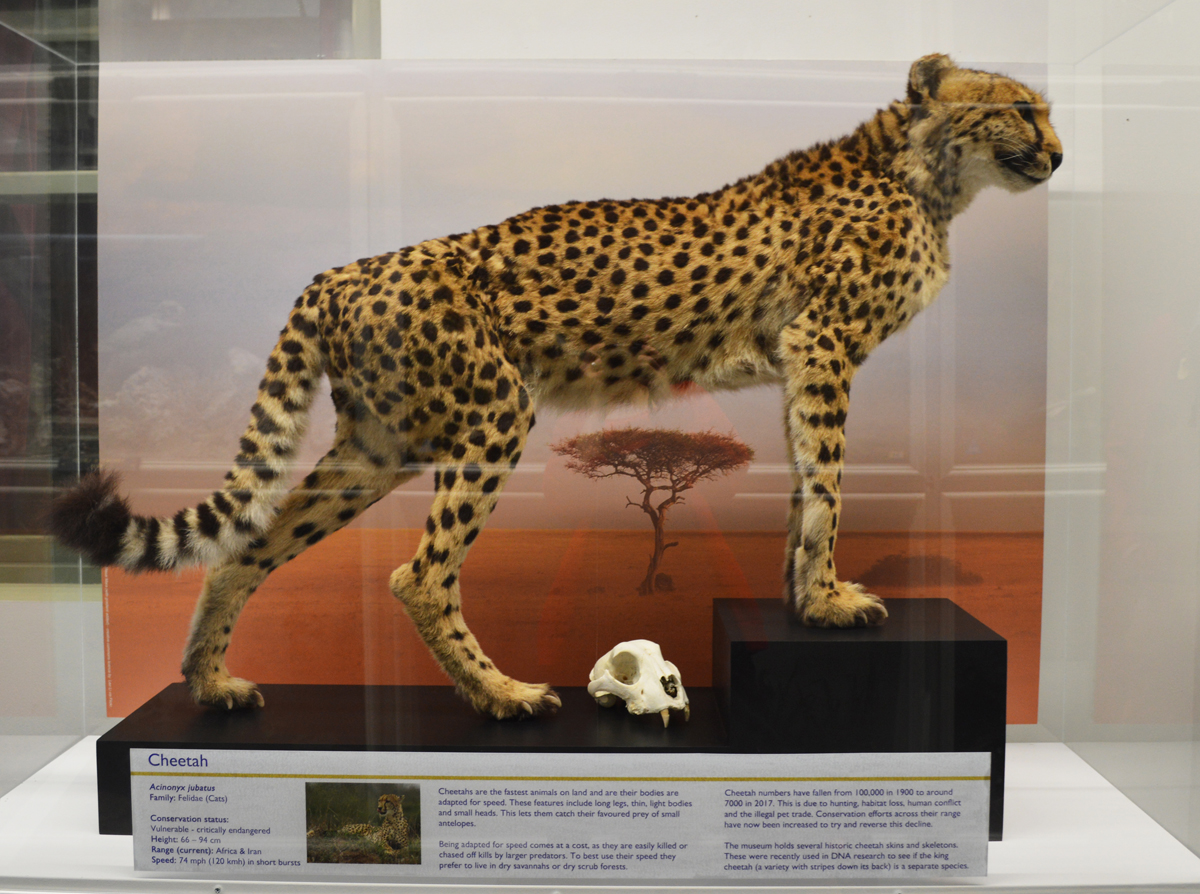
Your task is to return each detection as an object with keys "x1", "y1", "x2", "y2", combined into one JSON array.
[{"x1": 519, "y1": 318, "x2": 786, "y2": 410}]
